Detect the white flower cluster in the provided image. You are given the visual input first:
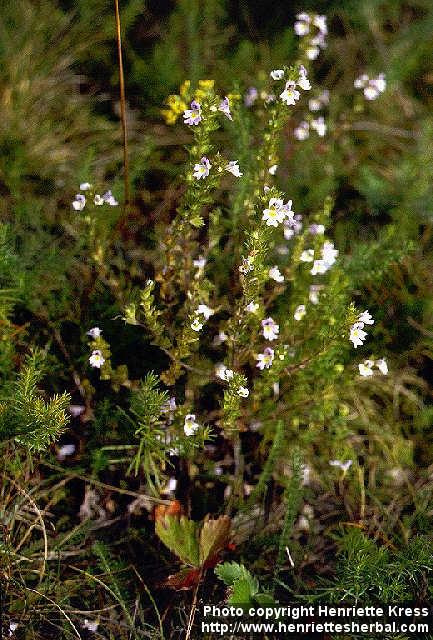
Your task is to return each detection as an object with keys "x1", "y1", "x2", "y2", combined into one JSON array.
[
  {"x1": 354, "y1": 73, "x2": 386, "y2": 100},
  {"x1": 262, "y1": 197, "x2": 294, "y2": 227},
  {"x1": 294, "y1": 115, "x2": 327, "y2": 140},
  {"x1": 358, "y1": 358, "x2": 388, "y2": 377},
  {"x1": 190, "y1": 303, "x2": 214, "y2": 332},
  {"x1": 349, "y1": 310, "x2": 374, "y2": 348},
  {"x1": 72, "y1": 184, "x2": 118, "y2": 210},
  {"x1": 294, "y1": 13, "x2": 327, "y2": 60},
  {"x1": 300, "y1": 240, "x2": 338, "y2": 275}
]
